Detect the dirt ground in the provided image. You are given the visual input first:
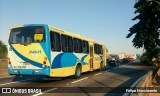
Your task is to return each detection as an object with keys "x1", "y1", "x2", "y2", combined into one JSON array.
[
  {"x1": 0, "y1": 59, "x2": 9, "y2": 76},
  {"x1": 150, "y1": 73, "x2": 160, "y2": 96}
]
